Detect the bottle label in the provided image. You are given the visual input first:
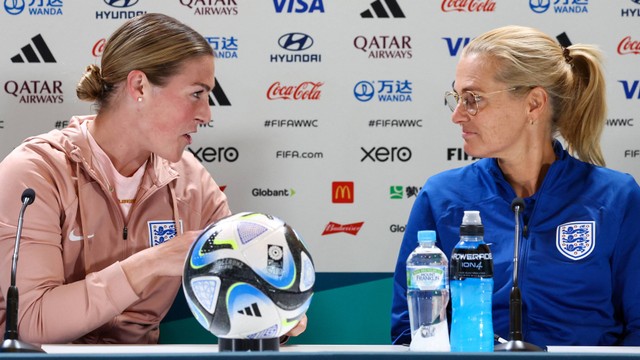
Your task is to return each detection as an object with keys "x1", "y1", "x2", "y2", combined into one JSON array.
[
  {"x1": 450, "y1": 245, "x2": 493, "y2": 279},
  {"x1": 407, "y1": 266, "x2": 447, "y2": 290}
]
